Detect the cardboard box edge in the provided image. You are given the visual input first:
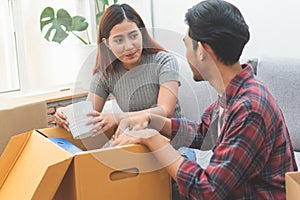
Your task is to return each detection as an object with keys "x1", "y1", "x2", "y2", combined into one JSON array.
[
  {"x1": 286, "y1": 172, "x2": 300, "y2": 200},
  {"x1": 32, "y1": 157, "x2": 73, "y2": 200},
  {"x1": 0, "y1": 131, "x2": 33, "y2": 188}
]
